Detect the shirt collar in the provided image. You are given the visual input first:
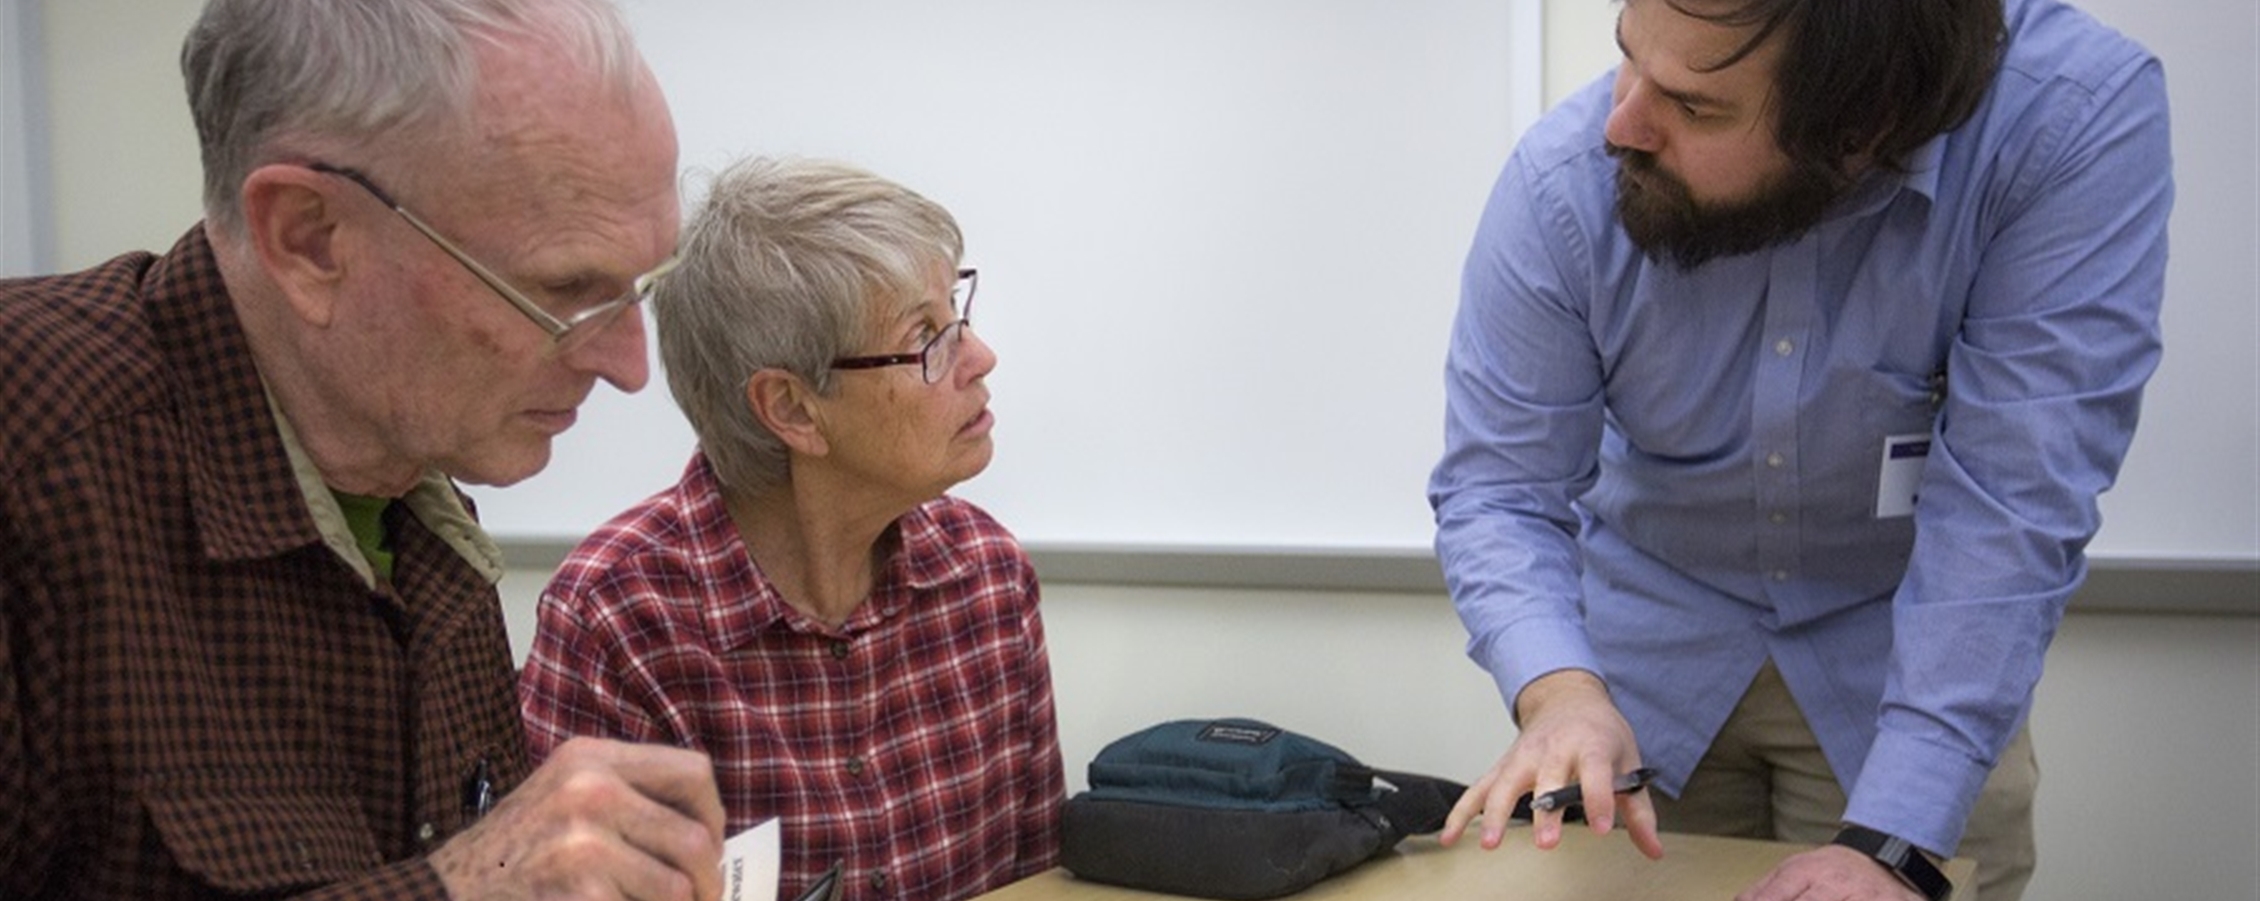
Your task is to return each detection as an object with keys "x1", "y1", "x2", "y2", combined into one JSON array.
[
  {"x1": 1832, "y1": 134, "x2": 1950, "y2": 223},
  {"x1": 267, "y1": 392, "x2": 504, "y2": 589},
  {"x1": 678, "y1": 452, "x2": 970, "y2": 649},
  {"x1": 152, "y1": 226, "x2": 322, "y2": 565},
  {"x1": 1899, "y1": 133, "x2": 1948, "y2": 202},
  {"x1": 150, "y1": 226, "x2": 500, "y2": 587}
]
